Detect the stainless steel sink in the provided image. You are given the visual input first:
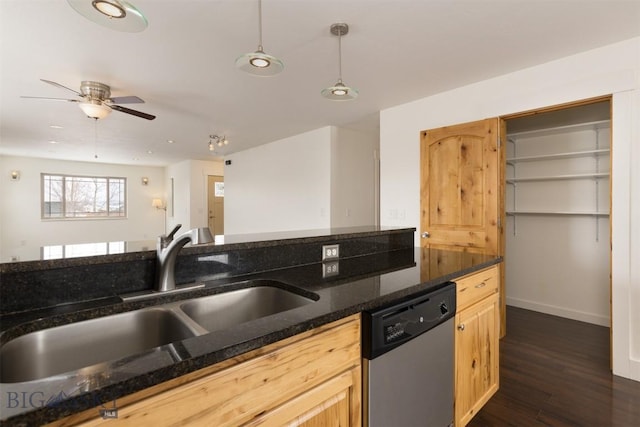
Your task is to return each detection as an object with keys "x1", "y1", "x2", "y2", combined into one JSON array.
[
  {"x1": 0, "y1": 308, "x2": 198, "y2": 383},
  {"x1": 180, "y1": 283, "x2": 316, "y2": 332},
  {"x1": 0, "y1": 281, "x2": 318, "y2": 383}
]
